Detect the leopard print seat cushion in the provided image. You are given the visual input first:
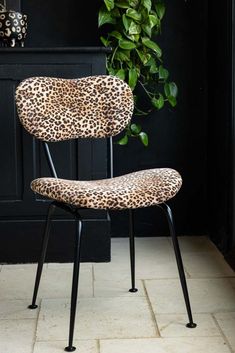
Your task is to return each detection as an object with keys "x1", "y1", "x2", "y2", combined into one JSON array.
[
  {"x1": 15, "y1": 75, "x2": 134, "y2": 141},
  {"x1": 31, "y1": 168, "x2": 182, "y2": 210}
]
